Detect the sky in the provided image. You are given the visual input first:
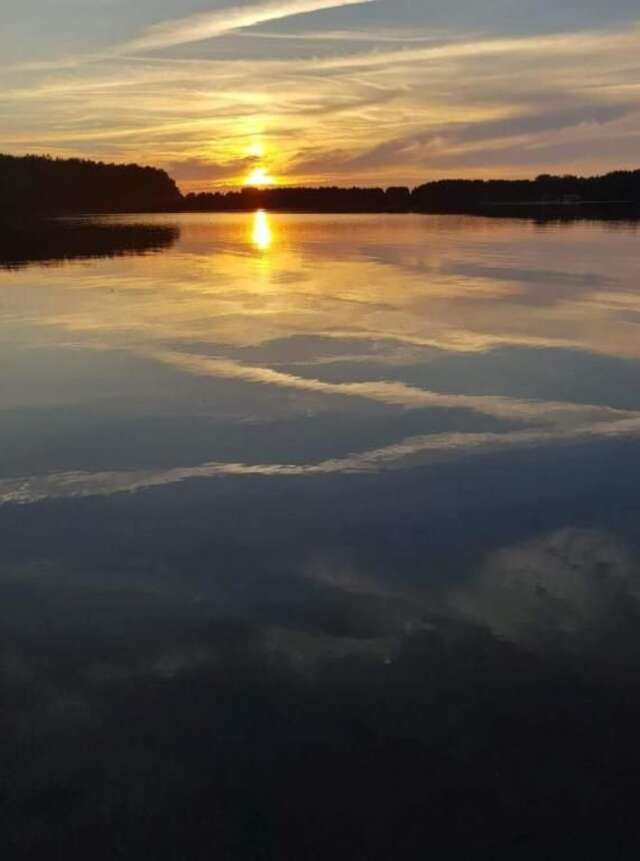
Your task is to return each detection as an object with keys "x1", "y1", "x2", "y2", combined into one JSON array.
[{"x1": 1, "y1": 1, "x2": 640, "y2": 190}]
